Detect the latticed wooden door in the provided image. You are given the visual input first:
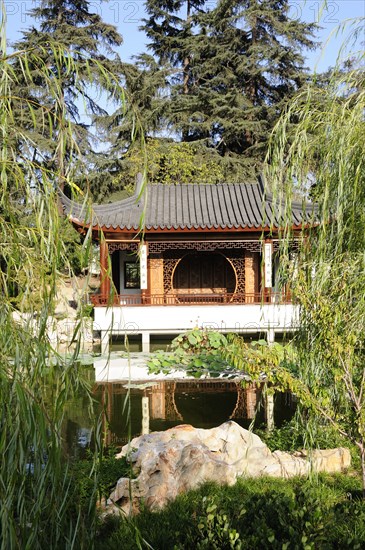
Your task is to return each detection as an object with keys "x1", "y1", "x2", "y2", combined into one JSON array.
[{"x1": 173, "y1": 253, "x2": 236, "y2": 293}]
